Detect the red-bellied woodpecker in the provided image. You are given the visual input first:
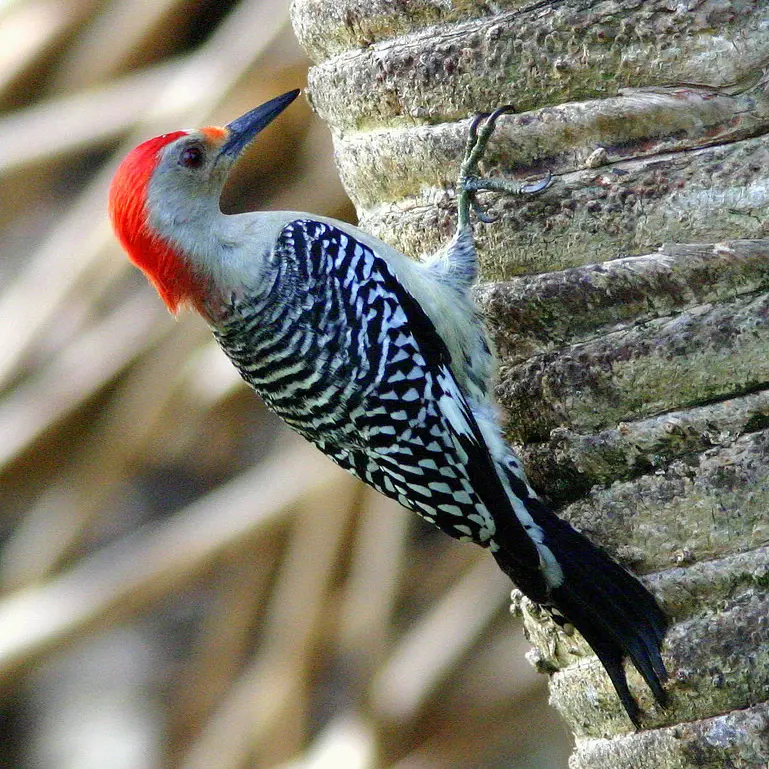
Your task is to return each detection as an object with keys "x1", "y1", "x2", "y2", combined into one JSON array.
[{"x1": 109, "y1": 90, "x2": 668, "y2": 726}]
